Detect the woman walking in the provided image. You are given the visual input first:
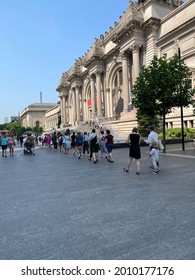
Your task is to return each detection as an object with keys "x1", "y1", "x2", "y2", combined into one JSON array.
[
  {"x1": 105, "y1": 130, "x2": 114, "y2": 162},
  {"x1": 8, "y1": 133, "x2": 15, "y2": 156},
  {"x1": 123, "y1": 127, "x2": 141, "y2": 175},
  {"x1": 70, "y1": 131, "x2": 77, "y2": 155},
  {"x1": 63, "y1": 132, "x2": 71, "y2": 154}
]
